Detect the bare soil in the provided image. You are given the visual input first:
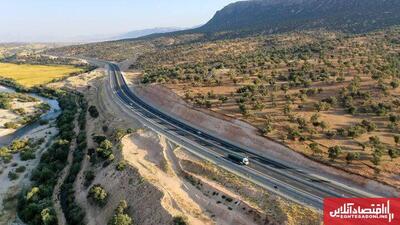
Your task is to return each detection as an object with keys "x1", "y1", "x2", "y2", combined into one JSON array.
[{"x1": 125, "y1": 74, "x2": 398, "y2": 197}]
